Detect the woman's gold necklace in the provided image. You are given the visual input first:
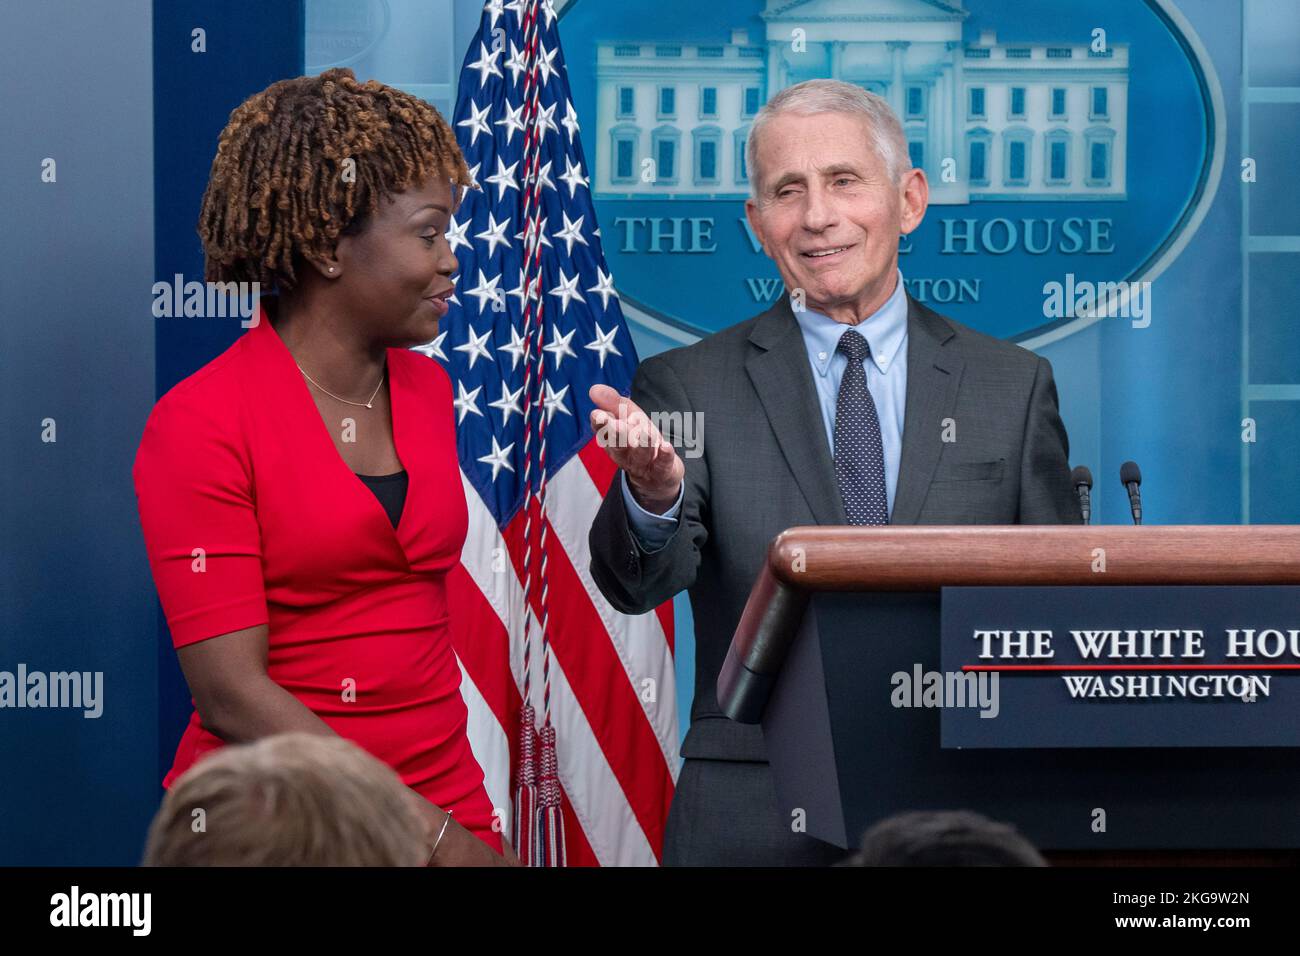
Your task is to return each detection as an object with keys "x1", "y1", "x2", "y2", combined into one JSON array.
[{"x1": 297, "y1": 363, "x2": 386, "y2": 409}]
